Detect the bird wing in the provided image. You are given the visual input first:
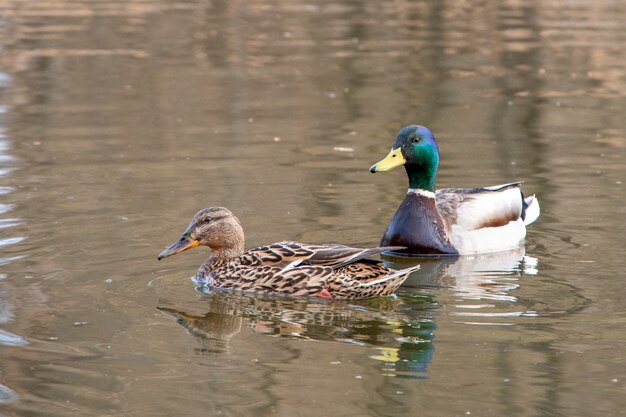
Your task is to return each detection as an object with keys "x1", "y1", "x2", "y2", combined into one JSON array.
[
  {"x1": 242, "y1": 242, "x2": 316, "y2": 267},
  {"x1": 245, "y1": 241, "x2": 403, "y2": 270},
  {"x1": 299, "y1": 244, "x2": 405, "y2": 268},
  {"x1": 436, "y1": 182, "x2": 524, "y2": 231}
]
